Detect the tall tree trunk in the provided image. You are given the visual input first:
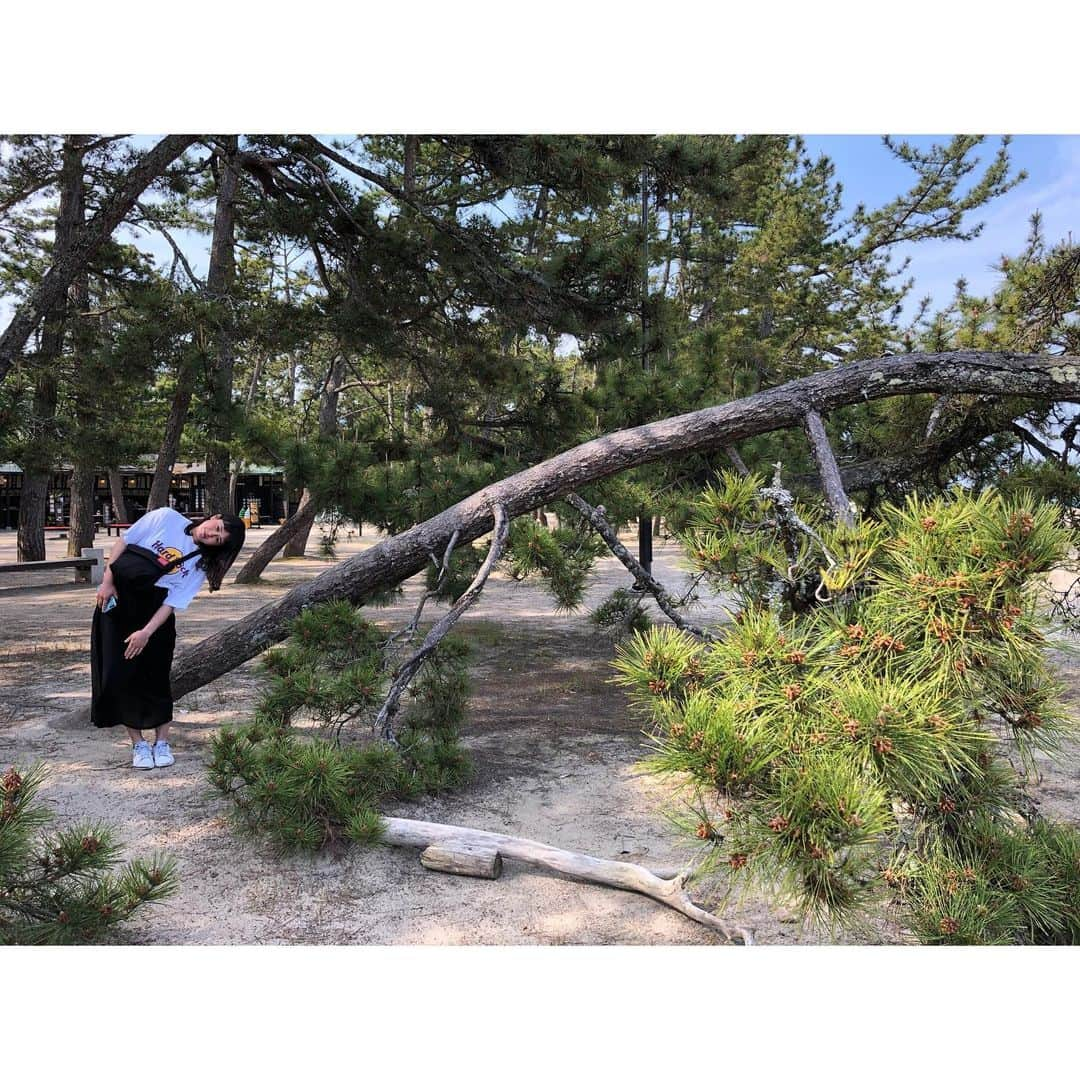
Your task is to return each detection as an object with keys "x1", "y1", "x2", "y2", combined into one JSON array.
[
  {"x1": 0, "y1": 135, "x2": 197, "y2": 386},
  {"x1": 64, "y1": 139, "x2": 95, "y2": 559},
  {"x1": 15, "y1": 136, "x2": 86, "y2": 560},
  {"x1": 148, "y1": 352, "x2": 197, "y2": 510},
  {"x1": 230, "y1": 347, "x2": 269, "y2": 517},
  {"x1": 17, "y1": 371, "x2": 58, "y2": 562},
  {"x1": 17, "y1": 473, "x2": 50, "y2": 562},
  {"x1": 283, "y1": 356, "x2": 345, "y2": 558},
  {"x1": 403, "y1": 135, "x2": 418, "y2": 195},
  {"x1": 161, "y1": 351, "x2": 1079, "y2": 701},
  {"x1": 204, "y1": 136, "x2": 241, "y2": 516},
  {"x1": 67, "y1": 463, "x2": 95, "y2": 555},
  {"x1": 108, "y1": 467, "x2": 132, "y2": 522}
]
